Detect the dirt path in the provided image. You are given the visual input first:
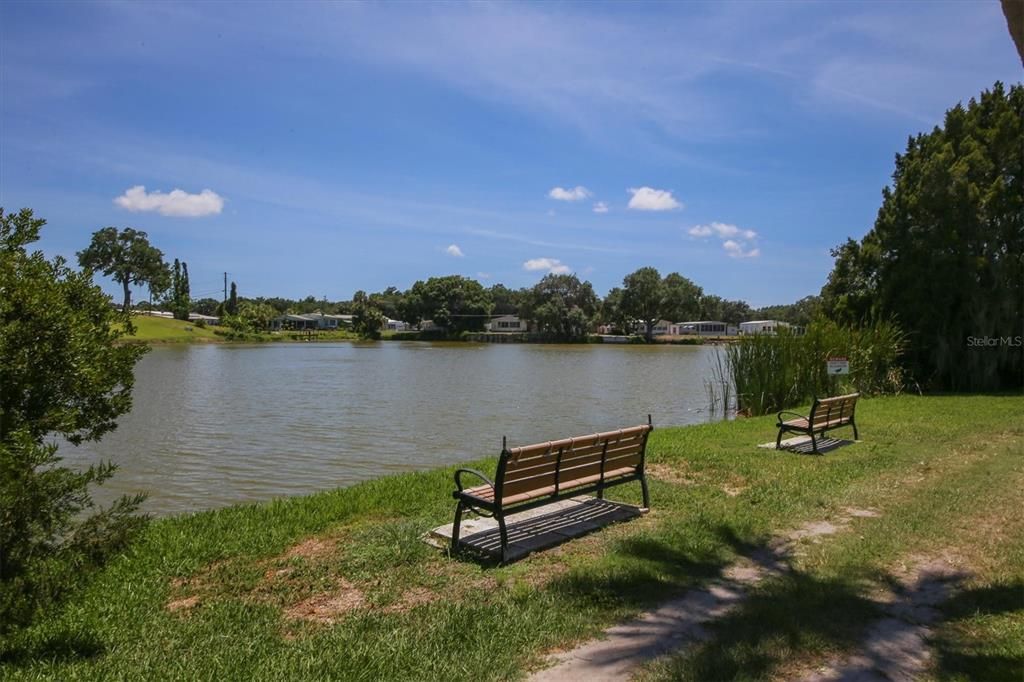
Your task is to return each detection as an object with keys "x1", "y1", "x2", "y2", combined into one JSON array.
[
  {"x1": 528, "y1": 508, "x2": 880, "y2": 681},
  {"x1": 798, "y1": 555, "x2": 967, "y2": 682}
]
